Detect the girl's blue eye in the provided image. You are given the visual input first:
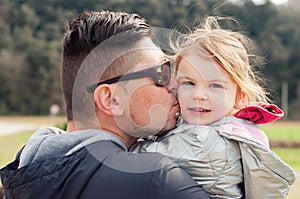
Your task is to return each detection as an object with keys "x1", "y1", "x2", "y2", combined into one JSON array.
[
  {"x1": 209, "y1": 83, "x2": 223, "y2": 88},
  {"x1": 181, "y1": 81, "x2": 195, "y2": 86}
]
